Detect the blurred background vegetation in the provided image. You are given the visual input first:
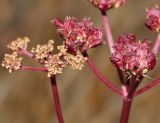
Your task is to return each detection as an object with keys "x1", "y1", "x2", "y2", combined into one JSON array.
[{"x1": 0, "y1": 0, "x2": 160, "y2": 123}]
